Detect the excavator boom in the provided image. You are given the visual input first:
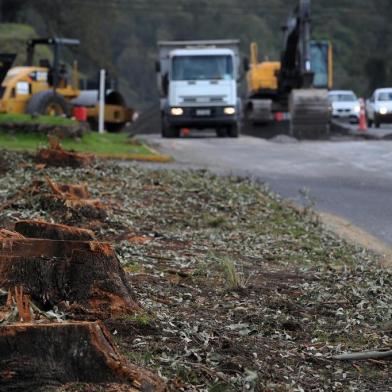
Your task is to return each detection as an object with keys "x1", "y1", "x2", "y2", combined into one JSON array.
[{"x1": 245, "y1": 0, "x2": 332, "y2": 139}]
